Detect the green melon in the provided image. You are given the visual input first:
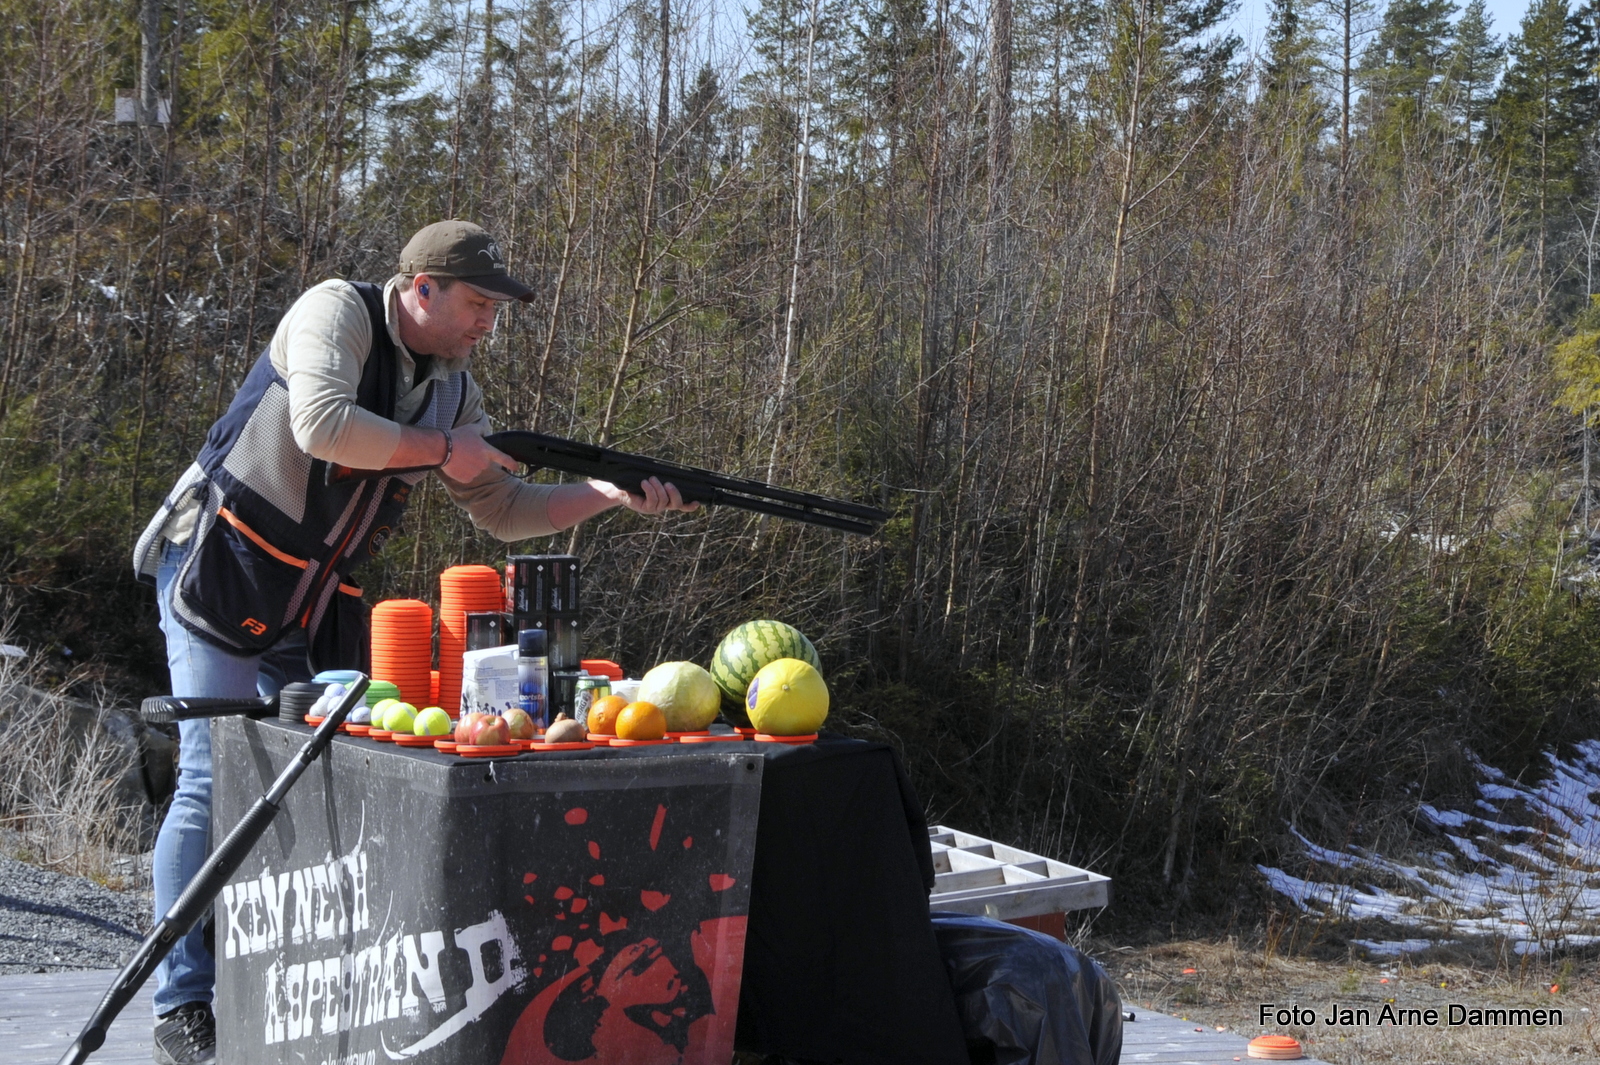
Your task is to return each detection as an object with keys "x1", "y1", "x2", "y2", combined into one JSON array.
[{"x1": 710, "y1": 620, "x2": 821, "y2": 726}]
